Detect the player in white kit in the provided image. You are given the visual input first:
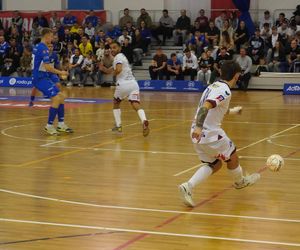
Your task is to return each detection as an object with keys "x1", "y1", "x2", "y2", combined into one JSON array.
[
  {"x1": 110, "y1": 42, "x2": 150, "y2": 137},
  {"x1": 179, "y1": 61, "x2": 260, "y2": 207}
]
